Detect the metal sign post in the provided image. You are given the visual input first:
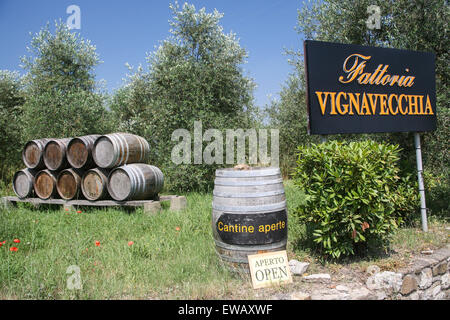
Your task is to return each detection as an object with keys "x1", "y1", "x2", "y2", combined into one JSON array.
[{"x1": 414, "y1": 132, "x2": 428, "y2": 232}]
